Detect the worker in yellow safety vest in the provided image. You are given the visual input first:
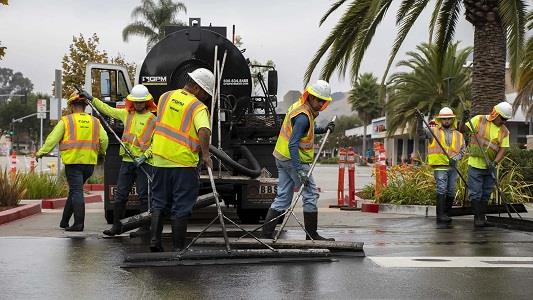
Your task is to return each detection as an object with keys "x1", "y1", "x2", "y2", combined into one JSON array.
[
  {"x1": 80, "y1": 84, "x2": 157, "y2": 237},
  {"x1": 36, "y1": 92, "x2": 108, "y2": 232},
  {"x1": 144, "y1": 68, "x2": 214, "y2": 252},
  {"x1": 262, "y1": 80, "x2": 336, "y2": 241},
  {"x1": 417, "y1": 107, "x2": 465, "y2": 229},
  {"x1": 464, "y1": 102, "x2": 511, "y2": 227}
]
